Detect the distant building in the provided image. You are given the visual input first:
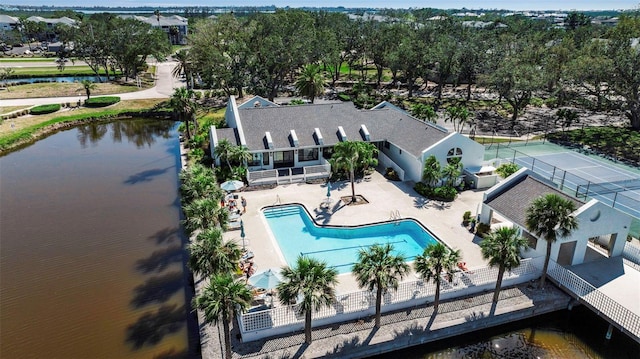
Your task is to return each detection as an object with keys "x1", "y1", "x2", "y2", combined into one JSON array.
[
  {"x1": 118, "y1": 14, "x2": 188, "y2": 45},
  {"x1": 0, "y1": 14, "x2": 20, "y2": 31},
  {"x1": 25, "y1": 16, "x2": 78, "y2": 29}
]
